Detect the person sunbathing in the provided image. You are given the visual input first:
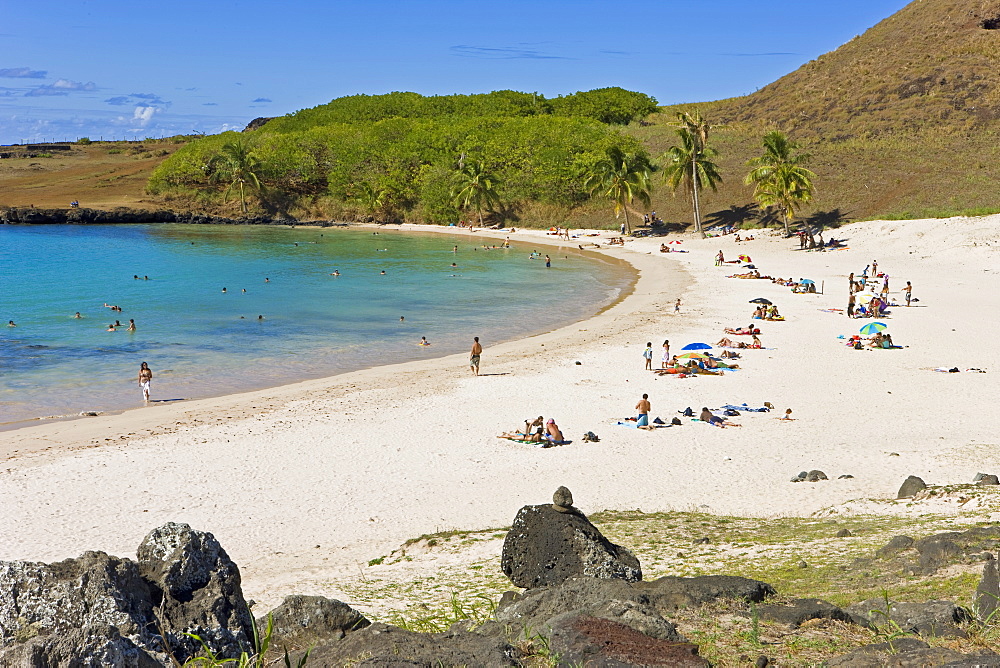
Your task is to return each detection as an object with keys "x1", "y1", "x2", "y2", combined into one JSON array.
[
  {"x1": 716, "y1": 337, "x2": 749, "y2": 349},
  {"x1": 724, "y1": 326, "x2": 760, "y2": 335},
  {"x1": 699, "y1": 407, "x2": 741, "y2": 428}
]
